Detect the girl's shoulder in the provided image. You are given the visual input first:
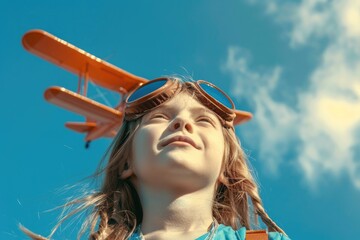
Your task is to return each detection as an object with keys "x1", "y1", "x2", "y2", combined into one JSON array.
[{"x1": 196, "y1": 224, "x2": 291, "y2": 240}]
